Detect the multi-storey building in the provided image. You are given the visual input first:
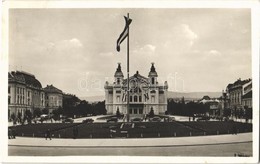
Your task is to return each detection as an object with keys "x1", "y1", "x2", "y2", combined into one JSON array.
[
  {"x1": 104, "y1": 63, "x2": 168, "y2": 118},
  {"x1": 44, "y1": 84, "x2": 63, "y2": 114},
  {"x1": 8, "y1": 71, "x2": 45, "y2": 118},
  {"x1": 8, "y1": 71, "x2": 64, "y2": 119},
  {"x1": 226, "y1": 78, "x2": 252, "y2": 117}
]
